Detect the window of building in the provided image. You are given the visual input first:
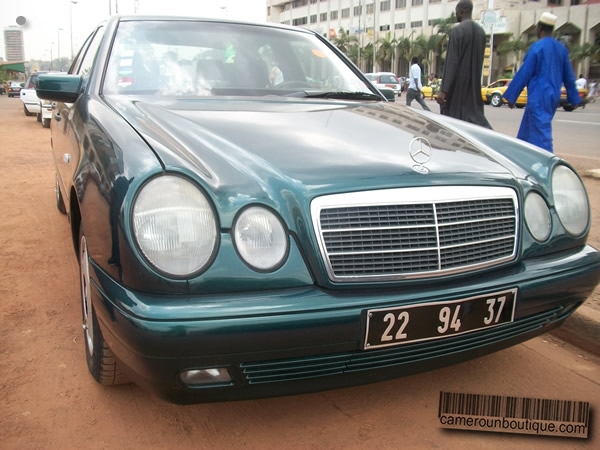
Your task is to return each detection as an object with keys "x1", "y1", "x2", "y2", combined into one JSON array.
[
  {"x1": 320, "y1": 12, "x2": 327, "y2": 21},
  {"x1": 310, "y1": 14, "x2": 317, "y2": 24},
  {"x1": 292, "y1": 0, "x2": 308, "y2": 8},
  {"x1": 395, "y1": 0, "x2": 406, "y2": 9},
  {"x1": 411, "y1": 20, "x2": 422, "y2": 28},
  {"x1": 429, "y1": 0, "x2": 441, "y2": 3},
  {"x1": 354, "y1": 5, "x2": 362, "y2": 16},
  {"x1": 412, "y1": 0, "x2": 423, "y2": 6},
  {"x1": 380, "y1": 24, "x2": 390, "y2": 31},
  {"x1": 293, "y1": 17, "x2": 308, "y2": 26},
  {"x1": 547, "y1": 0, "x2": 562, "y2": 4},
  {"x1": 342, "y1": 8, "x2": 350, "y2": 18},
  {"x1": 367, "y1": 4, "x2": 374, "y2": 14},
  {"x1": 395, "y1": 23, "x2": 406, "y2": 30},
  {"x1": 380, "y1": 1, "x2": 391, "y2": 11},
  {"x1": 331, "y1": 10, "x2": 338, "y2": 20}
]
